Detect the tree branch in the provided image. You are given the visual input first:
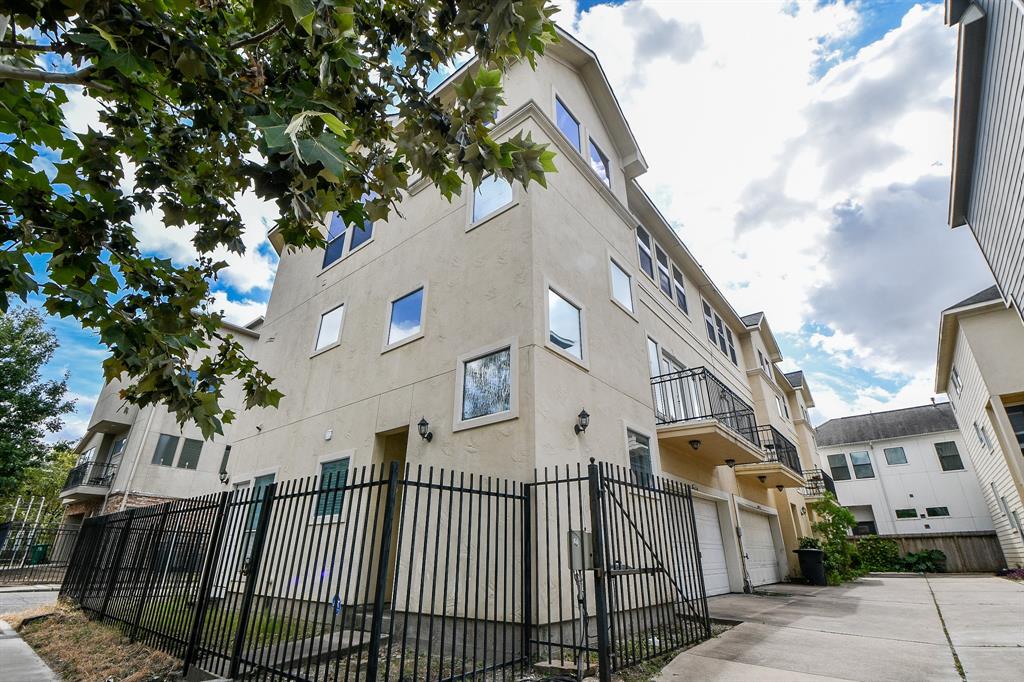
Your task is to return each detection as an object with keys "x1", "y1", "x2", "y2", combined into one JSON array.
[
  {"x1": 0, "y1": 64, "x2": 111, "y2": 91},
  {"x1": 229, "y1": 21, "x2": 285, "y2": 49},
  {"x1": 0, "y1": 41, "x2": 60, "y2": 52}
]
